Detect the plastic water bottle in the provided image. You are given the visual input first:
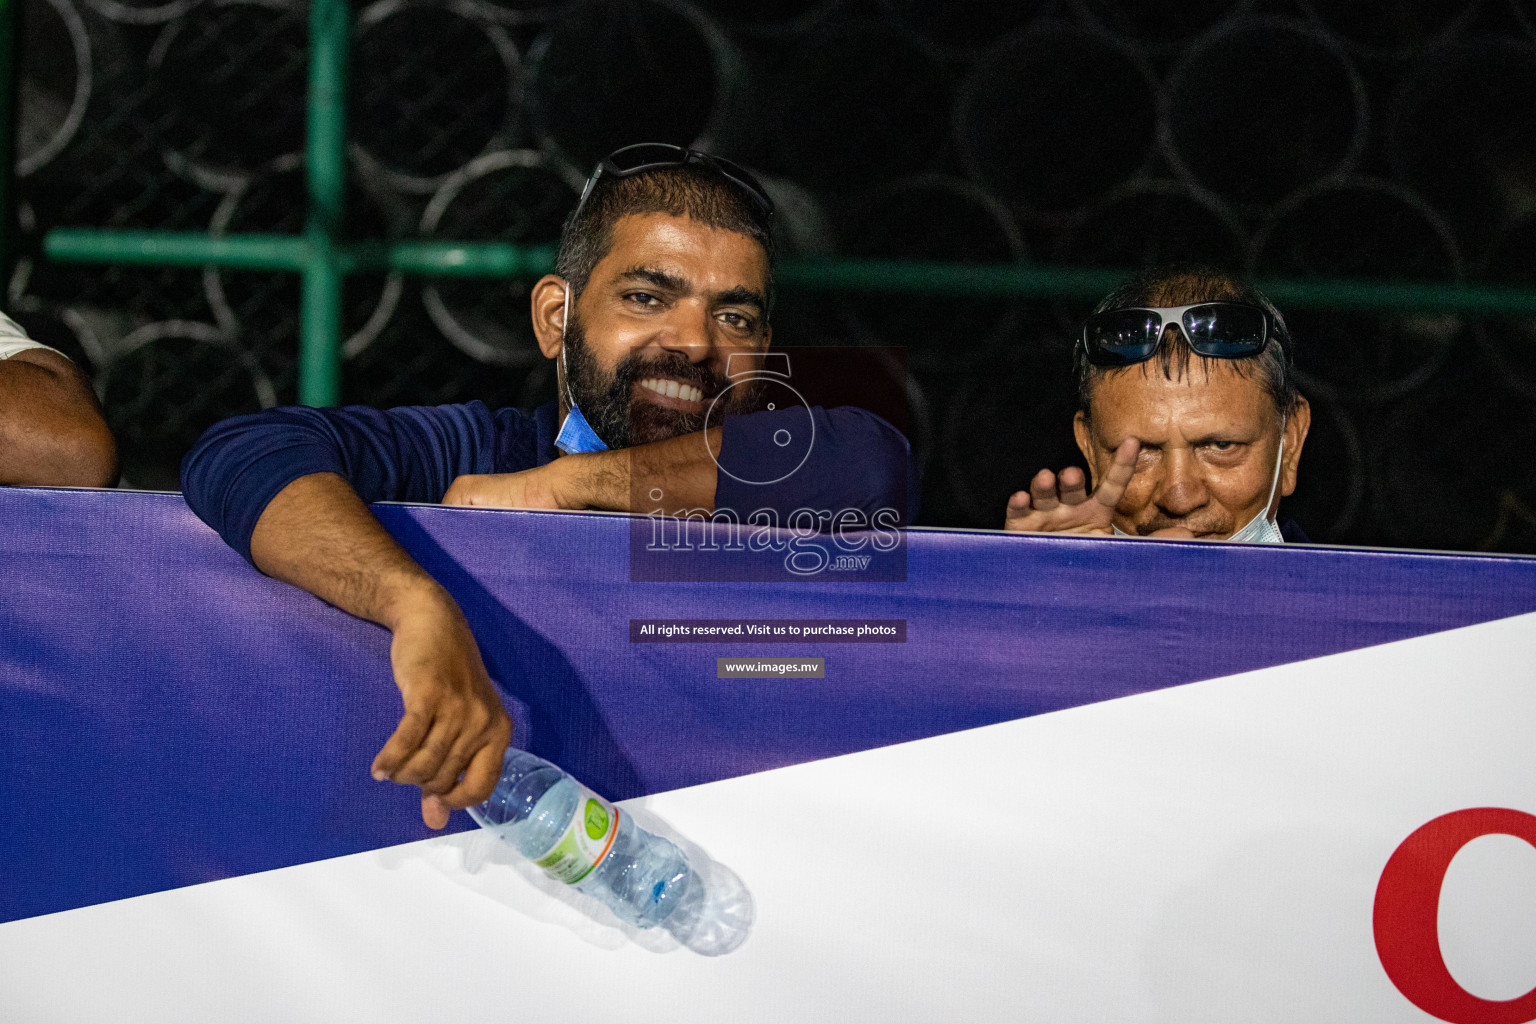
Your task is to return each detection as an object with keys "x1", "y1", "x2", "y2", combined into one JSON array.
[{"x1": 468, "y1": 747, "x2": 753, "y2": 956}]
